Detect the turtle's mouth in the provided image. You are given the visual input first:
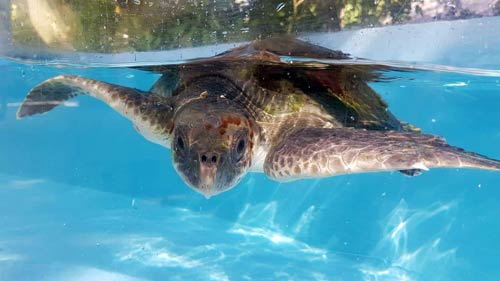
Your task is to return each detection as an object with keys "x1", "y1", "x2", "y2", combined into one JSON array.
[
  {"x1": 173, "y1": 160, "x2": 224, "y2": 199},
  {"x1": 198, "y1": 165, "x2": 218, "y2": 198}
]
